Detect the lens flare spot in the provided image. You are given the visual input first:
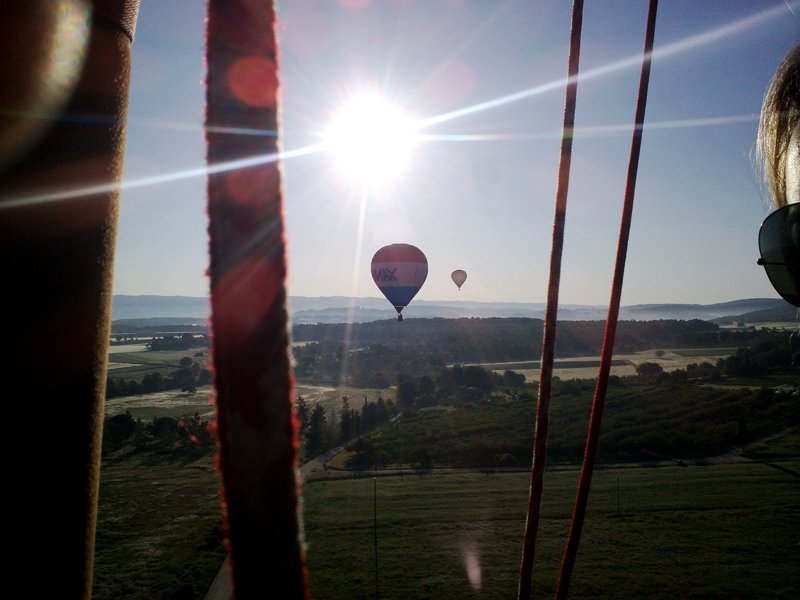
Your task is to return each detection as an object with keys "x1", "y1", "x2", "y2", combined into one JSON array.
[
  {"x1": 225, "y1": 163, "x2": 281, "y2": 208},
  {"x1": 461, "y1": 545, "x2": 482, "y2": 591},
  {"x1": 0, "y1": 1, "x2": 90, "y2": 170},
  {"x1": 215, "y1": 256, "x2": 284, "y2": 340},
  {"x1": 51, "y1": 1, "x2": 91, "y2": 98},
  {"x1": 227, "y1": 56, "x2": 278, "y2": 108}
]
